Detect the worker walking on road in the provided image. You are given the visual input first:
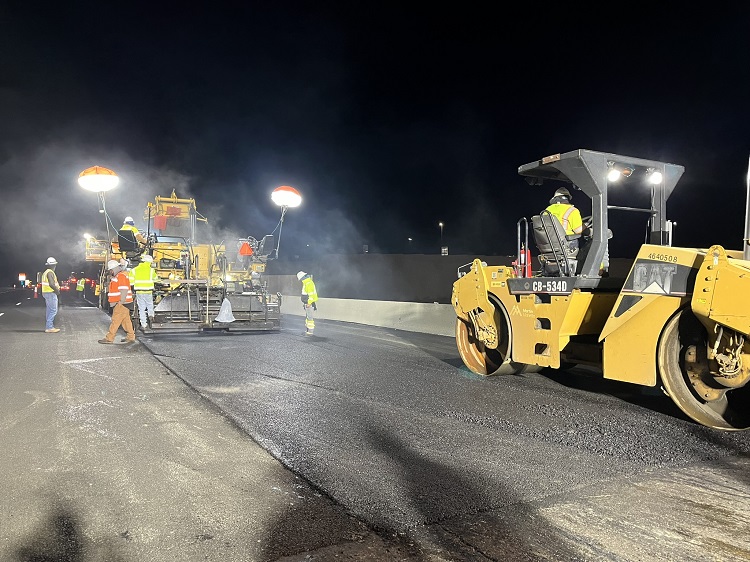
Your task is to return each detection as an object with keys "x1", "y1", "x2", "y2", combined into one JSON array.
[
  {"x1": 133, "y1": 254, "x2": 156, "y2": 332},
  {"x1": 99, "y1": 259, "x2": 136, "y2": 344},
  {"x1": 297, "y1": 271, "x2": 318, "y2": 335},
  {"x1": 41, "y1": 257, "x2": 61, "y2": 333}
]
